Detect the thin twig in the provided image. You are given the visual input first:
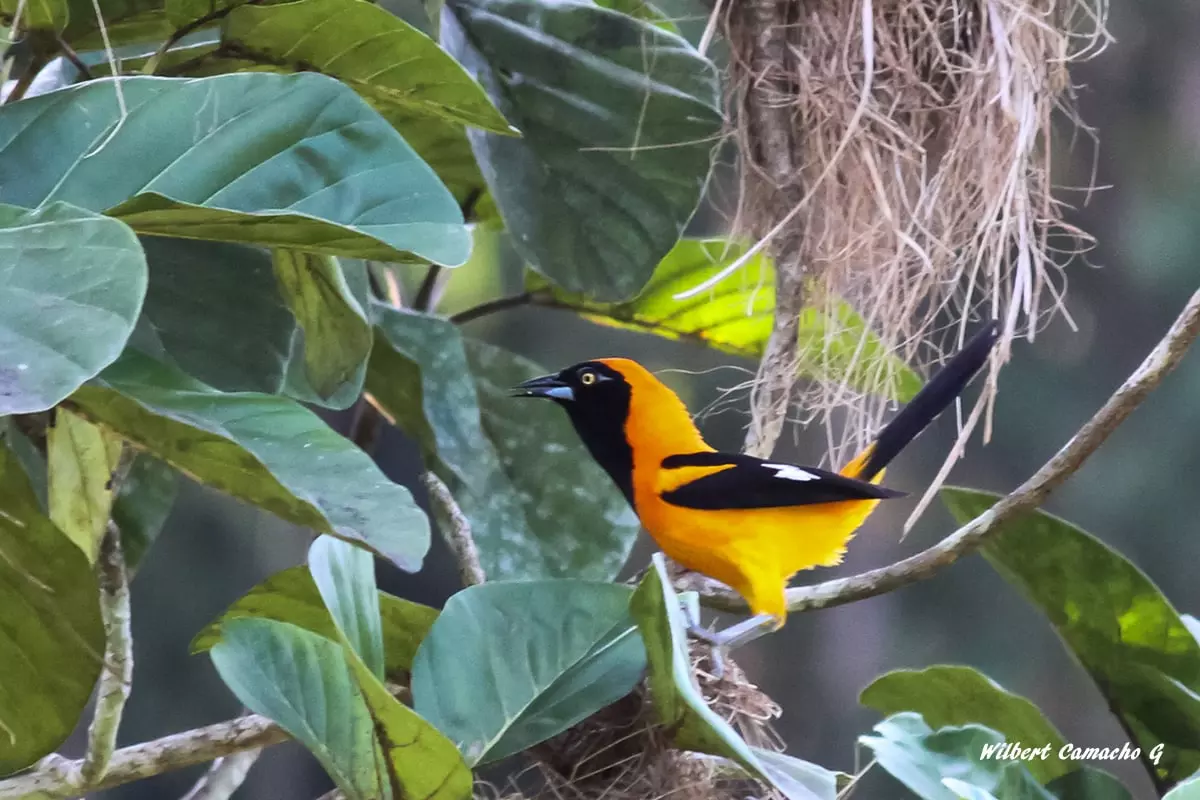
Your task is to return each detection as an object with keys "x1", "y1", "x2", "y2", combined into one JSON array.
[
  {"x1": 2, "y1": 51, "x2": 44, "y2": 104},
  {"x1": 54, "y1": 32, "x2": 94, "y2": 80},
  {"x1": 412, "y1": 265, "x2": 444, "y2": 312},
  {"x1": 0, "y1": 715, "x2": 288, "y2": 799},
  {"x1": 178, "y1": 749, "x2": 263, "y2": 800},
  {"x1": 449, "y1": 291, "x2": 536, "y2": 324},
  {"x1": 421, "y1": 471, "x2": 485, "y2": 586},
  {"x1": 141, "y1": 1, "x2": 252, "y2": 76},
  {"x1": 697, "y1": 286, "x2": 1200, "y2": 613},
  {"x1": 78, "y1": 522, "x2": 134, "y2": 787}
]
